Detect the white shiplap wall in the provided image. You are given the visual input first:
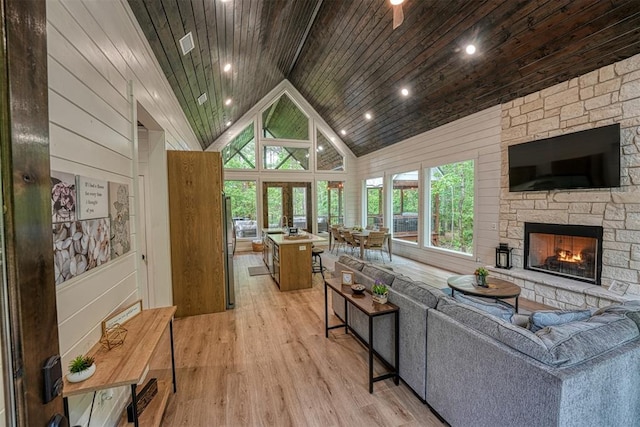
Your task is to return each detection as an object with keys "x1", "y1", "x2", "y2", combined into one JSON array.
[
  {"x1": 47, "y1": 0, "x2": 199, "y2": 425},
  {"x1": 355, "y1": 106, "x2": 502, "y2": 275}
]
